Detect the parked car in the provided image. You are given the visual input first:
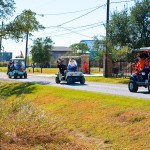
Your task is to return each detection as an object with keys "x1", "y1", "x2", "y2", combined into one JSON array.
[{"x1": 128, "y1": 47, "x2": 150, "y2": 92}]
